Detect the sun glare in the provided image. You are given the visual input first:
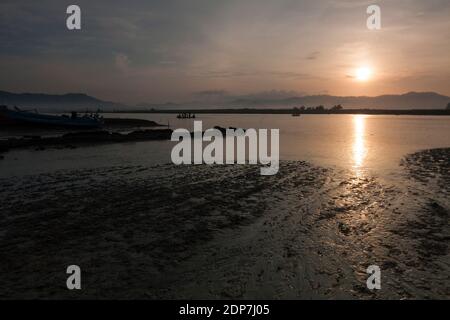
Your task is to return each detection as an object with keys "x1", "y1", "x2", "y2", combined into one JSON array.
[
  {"x1": 355, "y1": 67, "x2": 372, "y2": 81},
  {"x1": 352, "y1": 115, "x2": 367, "y2": 176}
]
